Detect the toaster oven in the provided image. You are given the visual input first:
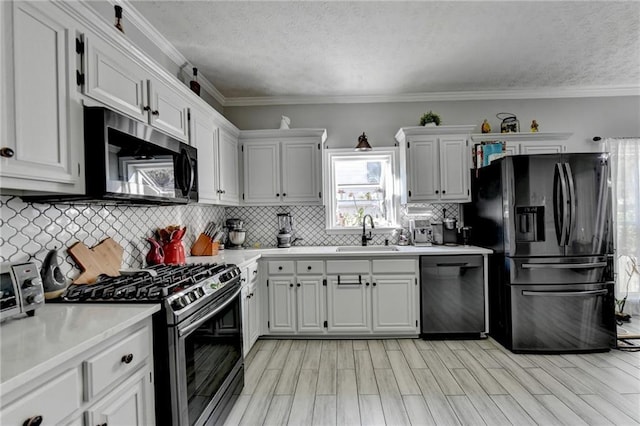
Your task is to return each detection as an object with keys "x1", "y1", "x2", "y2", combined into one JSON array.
[{"x1": 0, "y1": 262, "x2": 44, "y2": 322}]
